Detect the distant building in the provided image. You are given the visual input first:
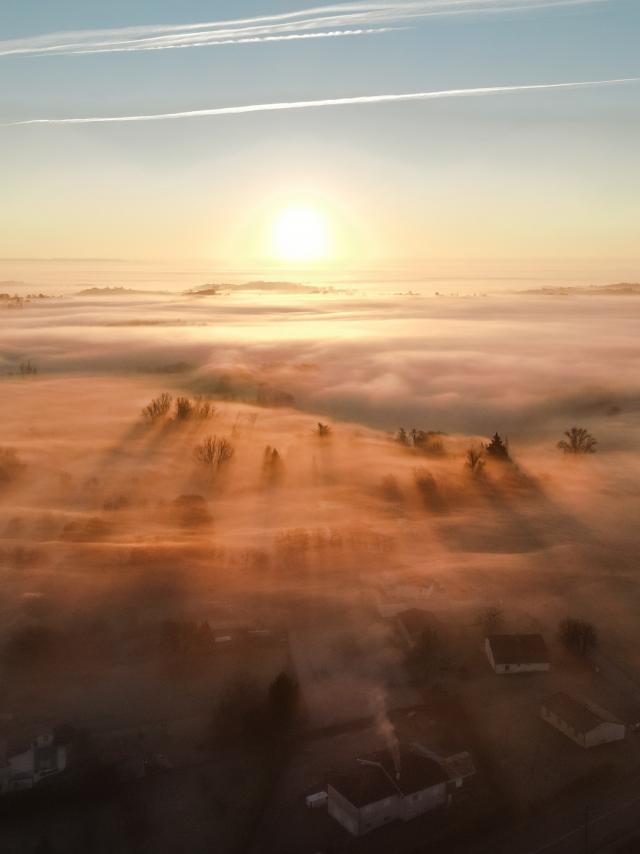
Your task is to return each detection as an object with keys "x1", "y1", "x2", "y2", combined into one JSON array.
[
  {"x1": 541, "y1": 692, "x2": 626, "y2": 748},
  {"x1": 327, "y1": 747, "x2": 454, "y2": 836},
  {"x1": 485, "y1": 634, "x2": 550, "y2": 674},
  {"x1": 373, "y1": 574, "x2": 444, "y2": 618},
  {"x1": 0, "y1": 730, "x2": 68, "y2": 794}
]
